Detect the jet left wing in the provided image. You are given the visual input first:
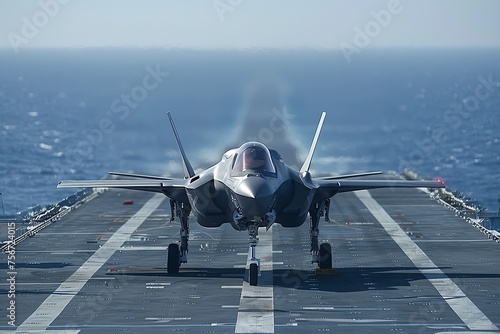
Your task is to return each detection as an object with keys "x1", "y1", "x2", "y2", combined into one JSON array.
[{"x1": 315, "y1": 178, "x2": 445, "y2": 196}]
